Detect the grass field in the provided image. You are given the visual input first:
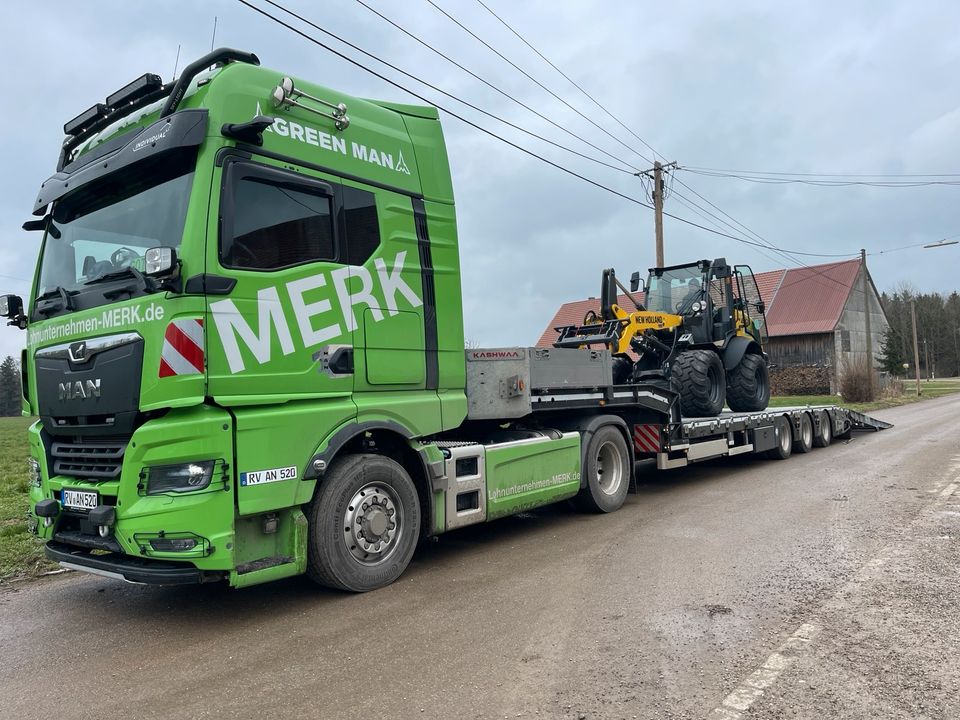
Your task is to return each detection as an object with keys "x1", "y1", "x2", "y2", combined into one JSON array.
[
  {"x1": 769, "y1": 377, "x2": 960, "y2": 412},
  {"x1": 0, "y1": 416, "x2": 55, "y2": 581}
]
